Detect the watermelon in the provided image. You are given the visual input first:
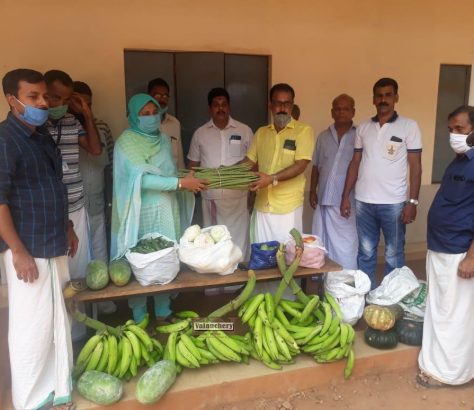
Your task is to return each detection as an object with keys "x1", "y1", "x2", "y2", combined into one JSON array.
[
  {"x1": 77, "y1": 370, "x2": 123, "y2": 405},
  {"x1": 136, "y1": 360, "x2": 177, "y2": 404},
  {"x1": 86, "y1": 260, "x2": 109, "y2": 290},
  {"x1": 109, "y1": 260, "x2": 132, "y2": 287}
]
